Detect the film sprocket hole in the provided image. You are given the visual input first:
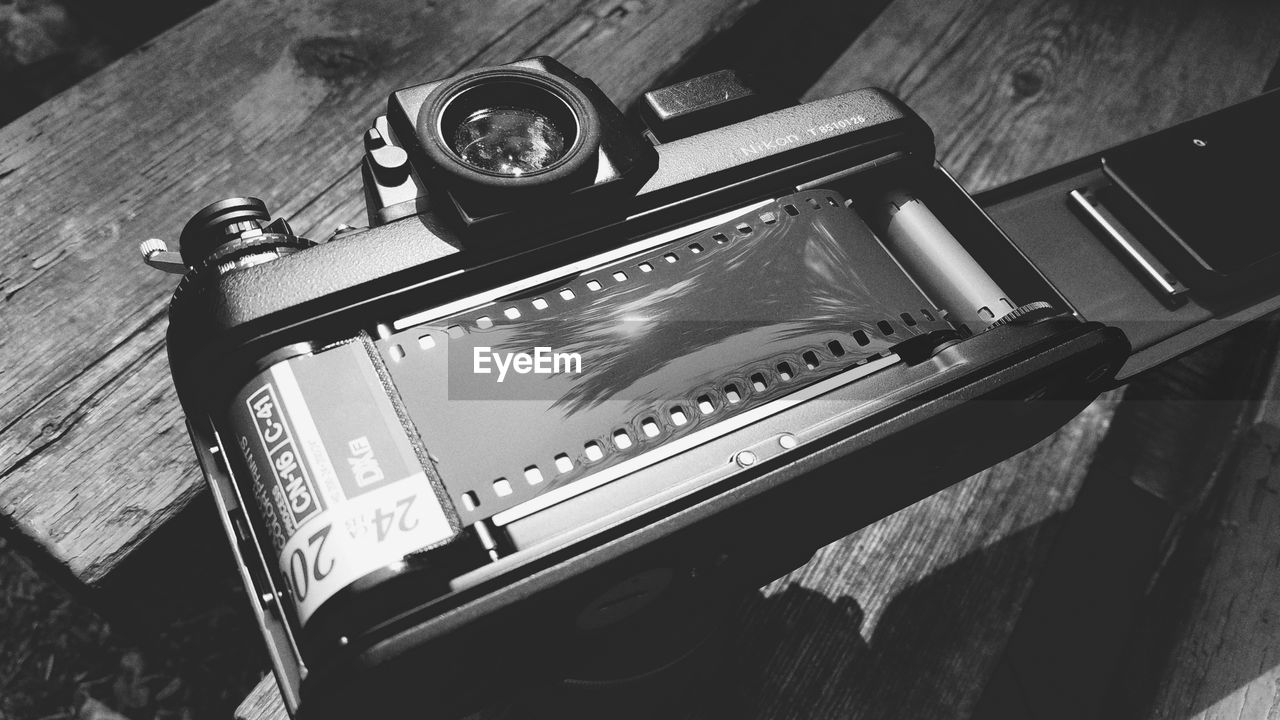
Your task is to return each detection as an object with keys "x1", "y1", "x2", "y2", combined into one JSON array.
[{"x1": 140, "y1": 57, "x2": 1280, "y2": 718}]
